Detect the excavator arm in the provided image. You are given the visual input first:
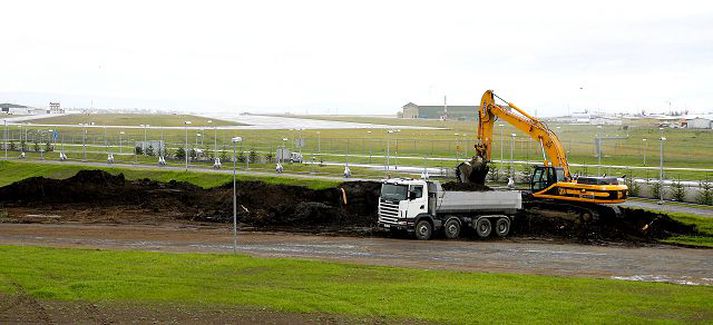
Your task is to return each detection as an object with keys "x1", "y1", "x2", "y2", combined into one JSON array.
[{"x1": 475, "y1": 90, "x2": 570, "y2": 178}]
